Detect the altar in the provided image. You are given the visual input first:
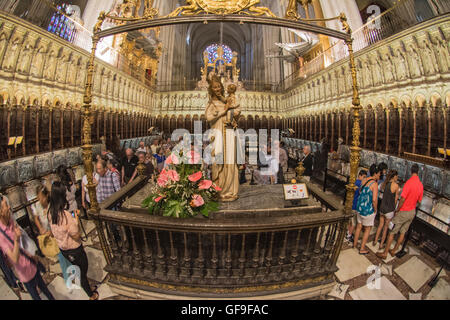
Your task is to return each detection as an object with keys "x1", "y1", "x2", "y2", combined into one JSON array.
[{"x1": 92, "y1": 177, "x2": 349, "y2": 299}]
